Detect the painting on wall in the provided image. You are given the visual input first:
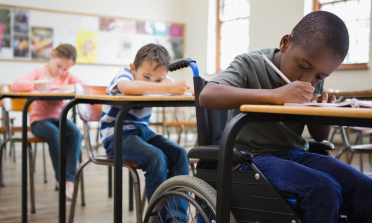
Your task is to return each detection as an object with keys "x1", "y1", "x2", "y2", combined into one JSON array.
[
  {"x1": 31, "y1": 27, "x2": 53, "y2": 59},
  {"x1": 76, "y1": 30, "x2": 97, "y2": 63},
  {"x1": 13, "y1": 9, "x2": 29, "y2": 33},
  {"x1": 0, "y1": 7, "x2": 12, "y2": 59},
  {"x1": 13, "y1": 35, "x2": 29, "y2": 58}
]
